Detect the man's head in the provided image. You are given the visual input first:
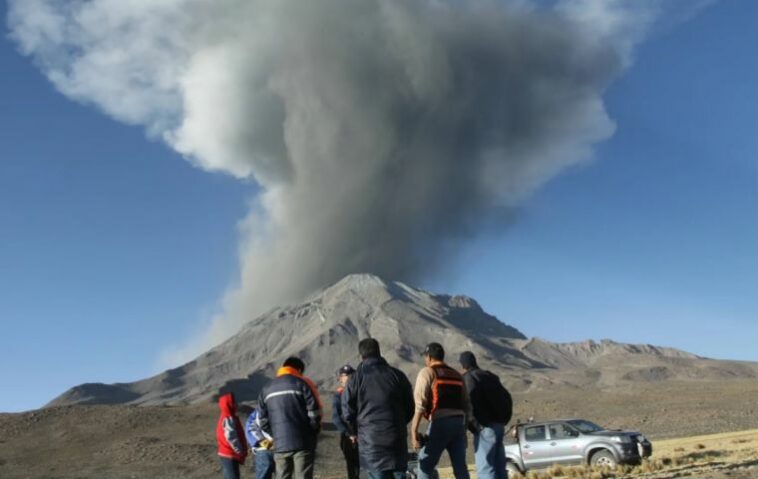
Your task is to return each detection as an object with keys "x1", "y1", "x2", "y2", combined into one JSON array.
[
  {"x1": 338, "y1": 364, "x2": 355, "y2": 386},
  {"x1": 282, "y1": 356, "x2": 306, "y2": 373},
  {"x1": 459, "y1": 351, "x2": 478, "y2": 371},
  {"x1": 358, "y1": 338, "x2": 381, "y2": 359},
  {"x1": 422, "y1": 342, "x2": 445, "y2": 367}
]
